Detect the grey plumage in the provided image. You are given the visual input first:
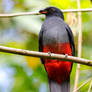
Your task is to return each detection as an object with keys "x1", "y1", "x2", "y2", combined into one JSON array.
[
  {"x1": 49, "y1": 78, "x2": 70, "y2": 92},
  {"x1": 39, "y1": 7, "x2": 75, "y2": 92}
]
